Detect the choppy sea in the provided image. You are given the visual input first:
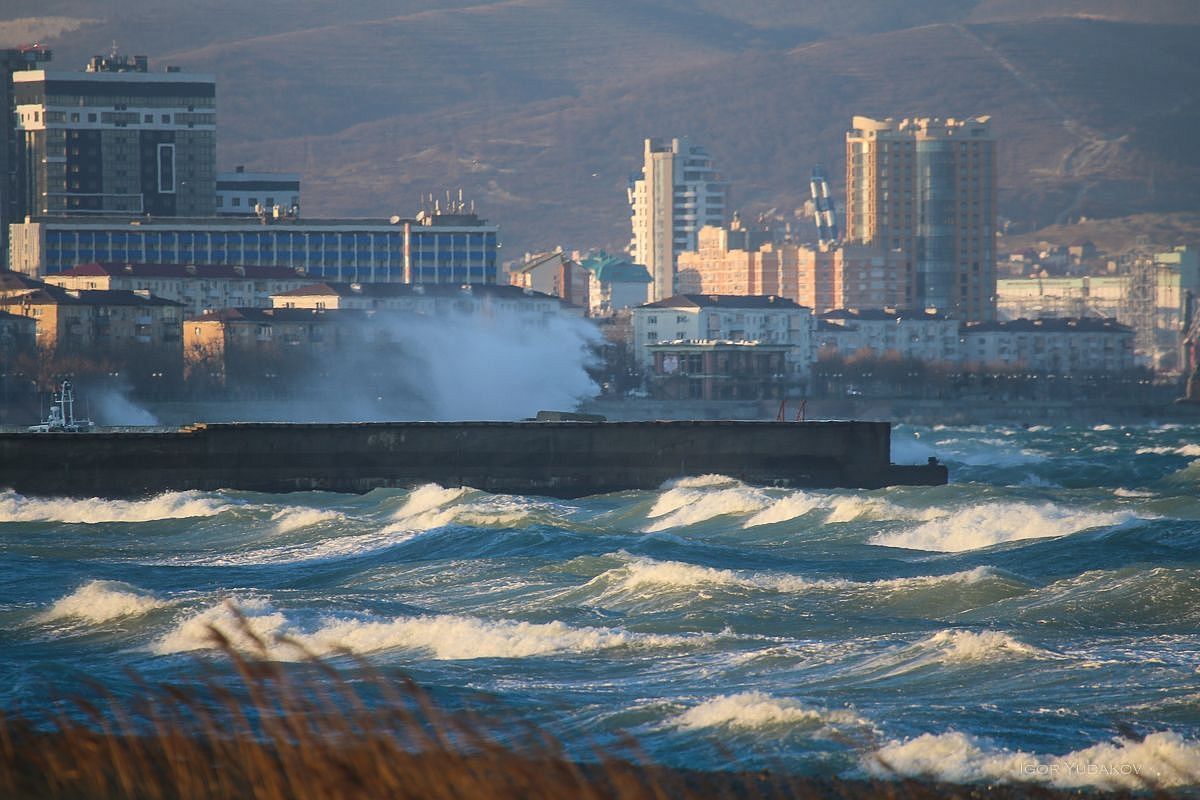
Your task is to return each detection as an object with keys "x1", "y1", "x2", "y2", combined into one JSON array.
[{"x1": 3, "y1": 422, "x2": 1200, "y2": 792}]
